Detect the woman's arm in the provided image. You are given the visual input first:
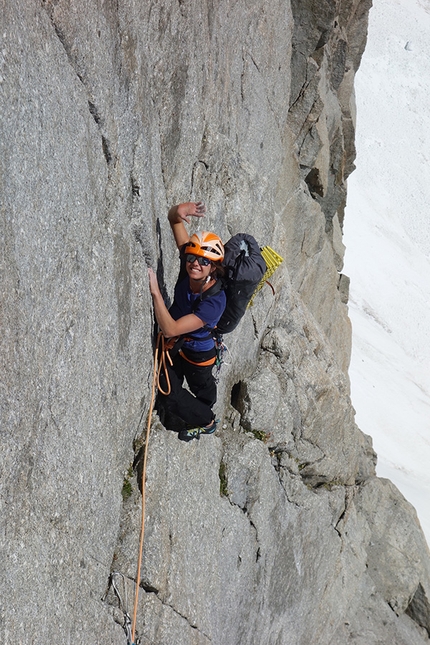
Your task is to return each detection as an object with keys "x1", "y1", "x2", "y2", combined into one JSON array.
[
  {"x1": 168, "y1": 202, "x2": 206, "y2": 249},
  {"x1": 148, "y1": 268, "x2": 204, "y2": 338}
]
